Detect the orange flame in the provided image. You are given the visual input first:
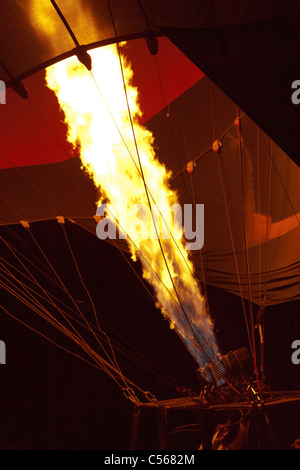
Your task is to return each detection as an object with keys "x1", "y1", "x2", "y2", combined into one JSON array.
[{"x1": 45, "y1": 44, "x2": 220, "y2": 366}]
